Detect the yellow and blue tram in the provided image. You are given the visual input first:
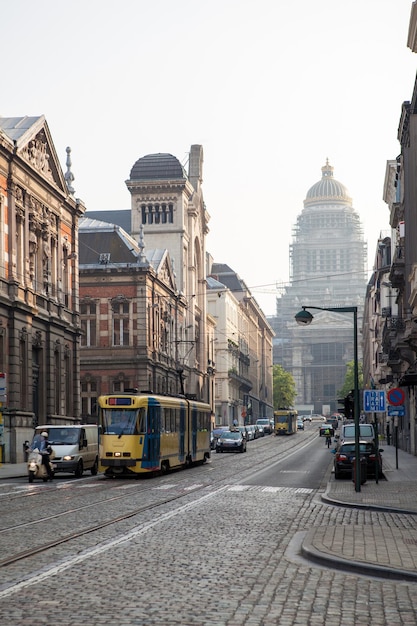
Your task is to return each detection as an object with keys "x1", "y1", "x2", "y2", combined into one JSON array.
[
  {"x1": 98, "y1": 392, "x2": 211, "y2": 477},
  {"x1": 274, "y1": 409, "x2": 298, "y2": 435}
]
